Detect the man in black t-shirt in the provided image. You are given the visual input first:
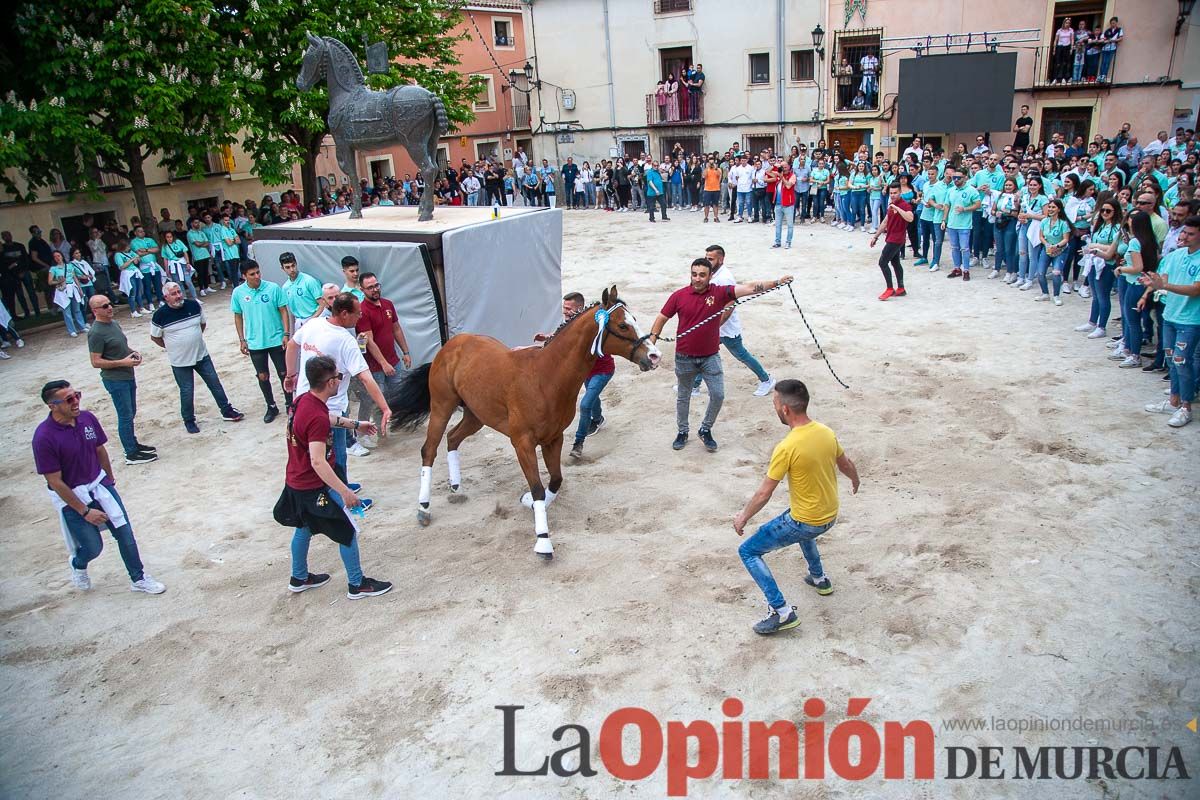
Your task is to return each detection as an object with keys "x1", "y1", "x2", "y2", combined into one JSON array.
[
  {"x1": 1012, "y1": 105, "x2": 1033, "y2": 151},
  {"x1": 1, "y1": 230, "x2": 38, "y2": 317}
]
